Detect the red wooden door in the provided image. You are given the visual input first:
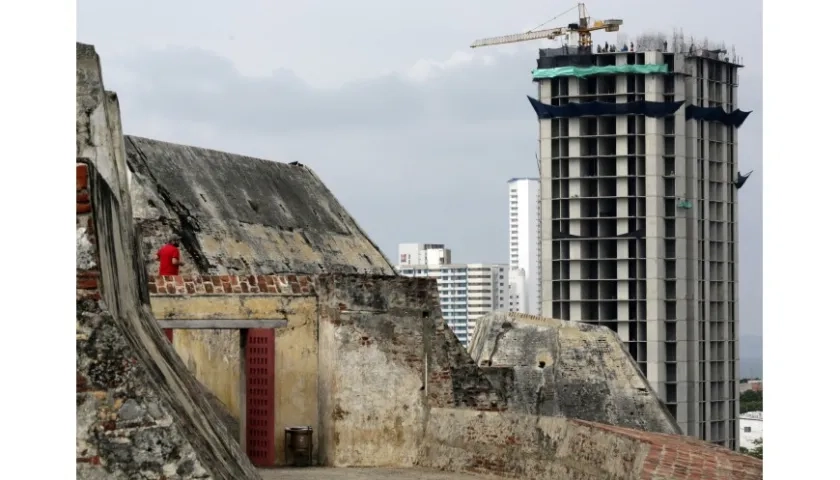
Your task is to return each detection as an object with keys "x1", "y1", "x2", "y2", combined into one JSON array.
[{"x1": 245, "y1": 329, "x2": 276, "y2": 466}]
